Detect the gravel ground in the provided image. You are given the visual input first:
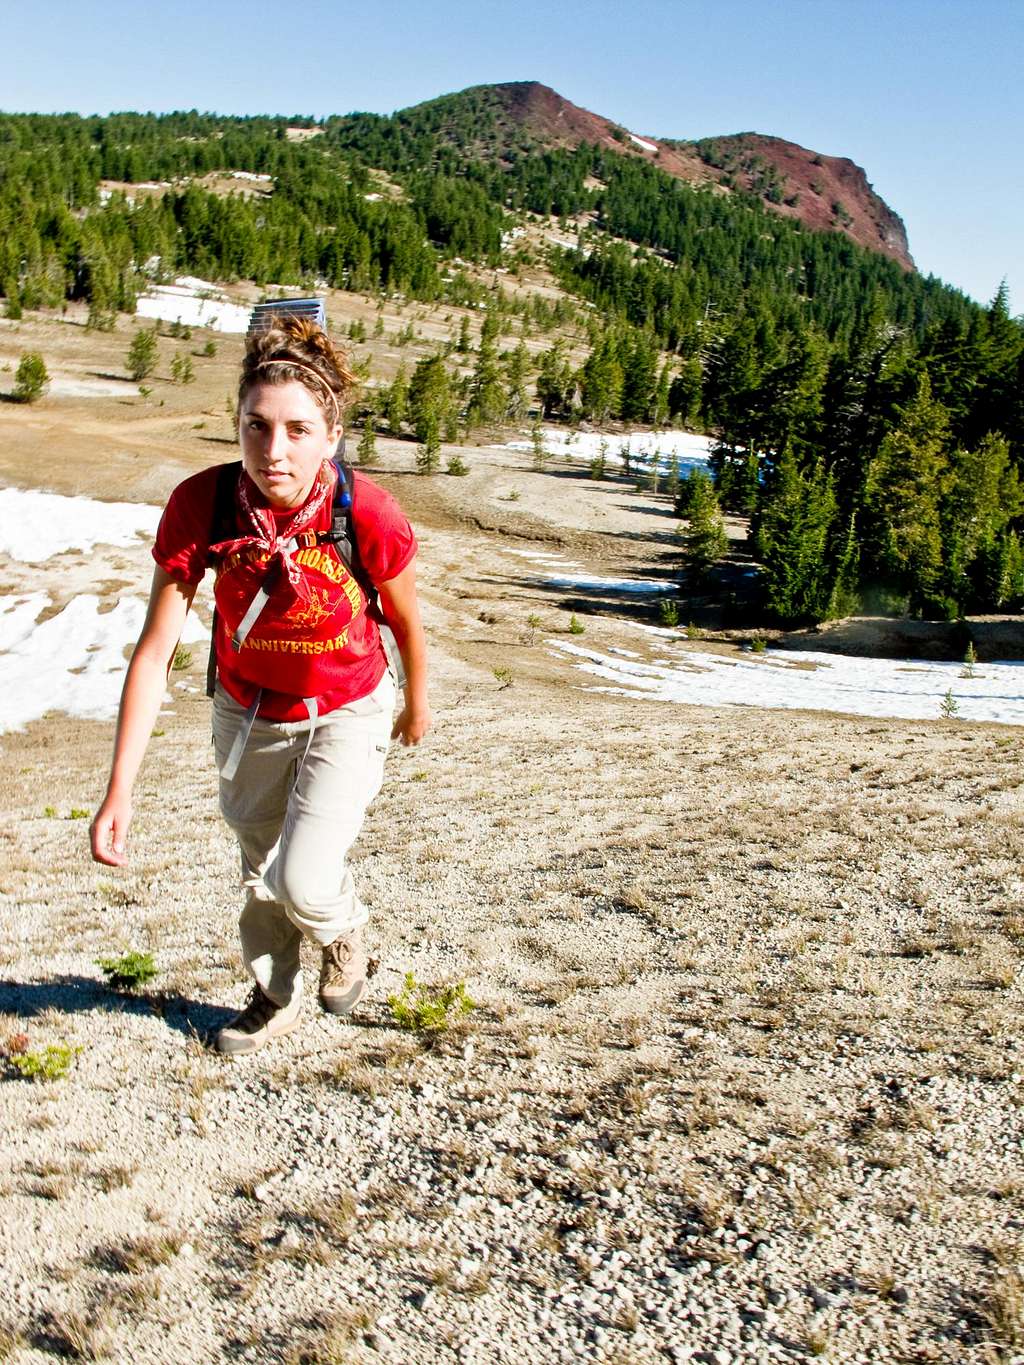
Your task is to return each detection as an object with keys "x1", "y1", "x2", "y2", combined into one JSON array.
[{"x1": 1, "y1": 436, "x2": 1023, "y2": 1364}]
